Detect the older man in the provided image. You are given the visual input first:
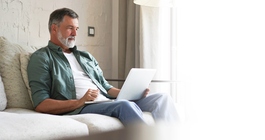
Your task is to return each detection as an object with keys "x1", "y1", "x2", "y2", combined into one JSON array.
[{"x1": 27, "y1": 8, "x2": 178, "y2": 126}]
